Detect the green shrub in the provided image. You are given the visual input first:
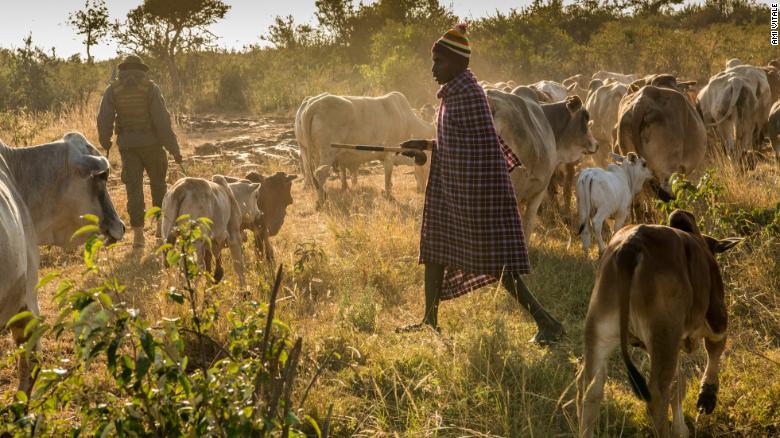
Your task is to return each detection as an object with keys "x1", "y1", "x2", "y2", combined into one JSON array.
[{"x1": 0, "y1": 212, "x2": 326, "y2": 436}]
